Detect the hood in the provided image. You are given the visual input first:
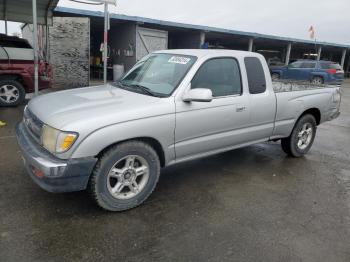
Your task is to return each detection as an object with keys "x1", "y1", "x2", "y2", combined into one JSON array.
[{"x1": 28, "y1": 84, "x2": 174, "y2": 131}]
